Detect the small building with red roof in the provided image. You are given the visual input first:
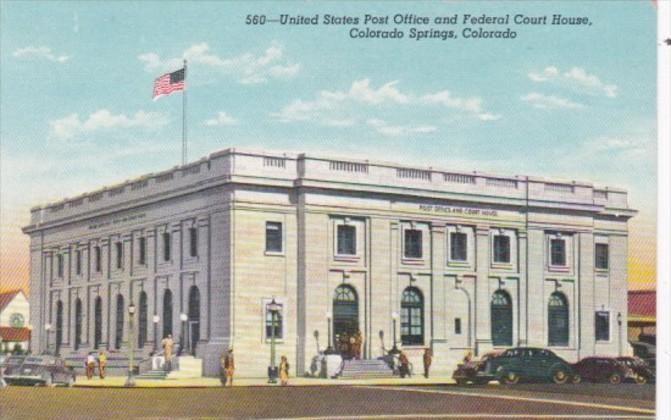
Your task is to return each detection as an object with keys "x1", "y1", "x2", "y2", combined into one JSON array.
[
  {"x1": 0, "y1": 290, "x2": 31, "y2": 352},
  {"x1": 628, "y1": 289, "x2": 655, "y2": 341}
]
